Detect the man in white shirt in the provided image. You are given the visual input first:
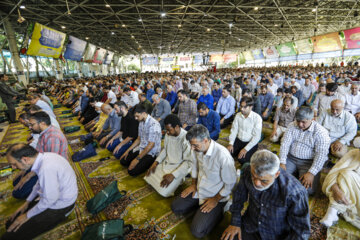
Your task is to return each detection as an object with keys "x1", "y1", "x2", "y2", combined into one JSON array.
[
  {"x1": 189, "y1": 80, "x2": 202, "y2": 99},
  {"x1": 123, "y1": 87, "x2": 139, "y2": 108},
  {"x1": 106, "y1": 86, "x2": 117, "y2": 106},
  {"x1": 317, "y1": 99, "x2": 357, "y2": 158},
  {"x1": 171, "y1": 124, "x2": 236, "y2": 239},
  {"x1": 28, "y1": 94, "x2": 56, "y2": 119},
  {"x1": 338, "y1": 78, "x2": 352, "y2": 96},
  {"x1": 313, "y1": 83, "x2": 344, "y2": 117},
  {"x1": 301, "y1": 77, "x2": 316, "y2": 105},
  {"x1": 3, "y1": 144, "x2": 77, "y2": 240},
  {"x1": 344, "y1": 82, "x2": 360, "y2": 122},
  {"x1": 267, "y1": 78, "x2": 278, "y2": 96},
  {"x1": 145, "y1": 114, "x2": 191, "y2": 197},
  {"x1": 228, "y1": 97, "x2": 262, "y2": 164}
]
